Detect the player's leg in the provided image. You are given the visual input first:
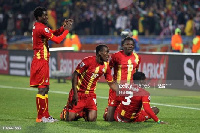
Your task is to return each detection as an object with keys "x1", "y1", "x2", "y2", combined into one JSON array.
[
  {"x1": 86, "y1": 94, "x2": 97, "y2": 122},
  {"x1": 107, "y1": 95, "x2": 121, "y2": 121},
  {"x1": 65, "y1": 90, "x2": 85, "y2": 121},
  {"x1": 30, "y1": 59, "x2": 55, "y2": 122},
  {"x1": 66, "y1": 112, "x2": 77, "y2": 121},
  {"x1": 87, "y1": 110, "x2": 97, "y2": 122},
  {"x1": 103, "y1": 106, "x2": 108, "y2": 121},
  {"x1": 36, "y1": 86, "x2": 48, "y2": 122},
  {"x1": 43, "y1": 86, "x2": 58, "y2": 122},
  {"x1": 107, "y1": 106, "x2": 116, "y2": 121},
  {"x1": 106, "y1": 88, "x2": 118, "y2": 121},
  {"x1": 74, "y1": 109, "x2": 88, "y2": 121},
  {"x1": 43, "y1": 85, "x2": 50, "y2": 118},
  {"x1": 60, "y1": 105, "x2": 67, "y2": 120}
]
